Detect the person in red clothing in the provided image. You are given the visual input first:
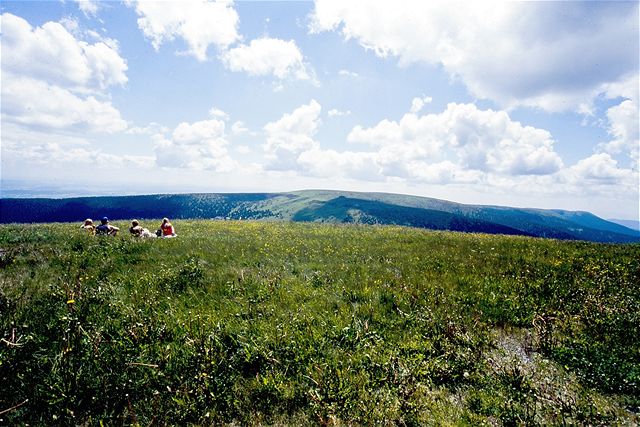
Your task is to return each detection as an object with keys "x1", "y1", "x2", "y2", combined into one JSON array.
[{"x1": 159, "y1": 217, "x2": 177, "y2": 238}]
